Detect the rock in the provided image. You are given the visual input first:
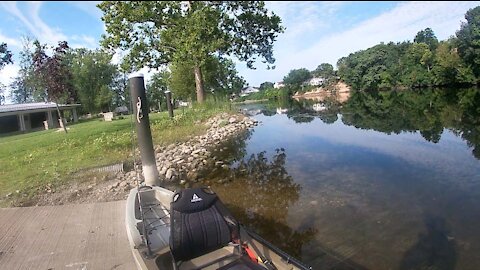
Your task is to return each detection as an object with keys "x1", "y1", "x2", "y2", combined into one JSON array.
[
  {"x1": 180, "y1": 180, "x2": 186, "y2": 185},
  {"x1": 6, "y1": 192, "x2": 12, "y2": 198},
  {"x1": 215, "y1": 161, "x2": 224, "y2": 165},
  {"x1": 166, "y1": 168, "x2": 175, "y2": 180},
  {"x1": 228, "y1": 117, "x2": 237, "y2": 123},
  {"x1": 187, "y1": 170, "x2": 199, "y2": 180}
]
